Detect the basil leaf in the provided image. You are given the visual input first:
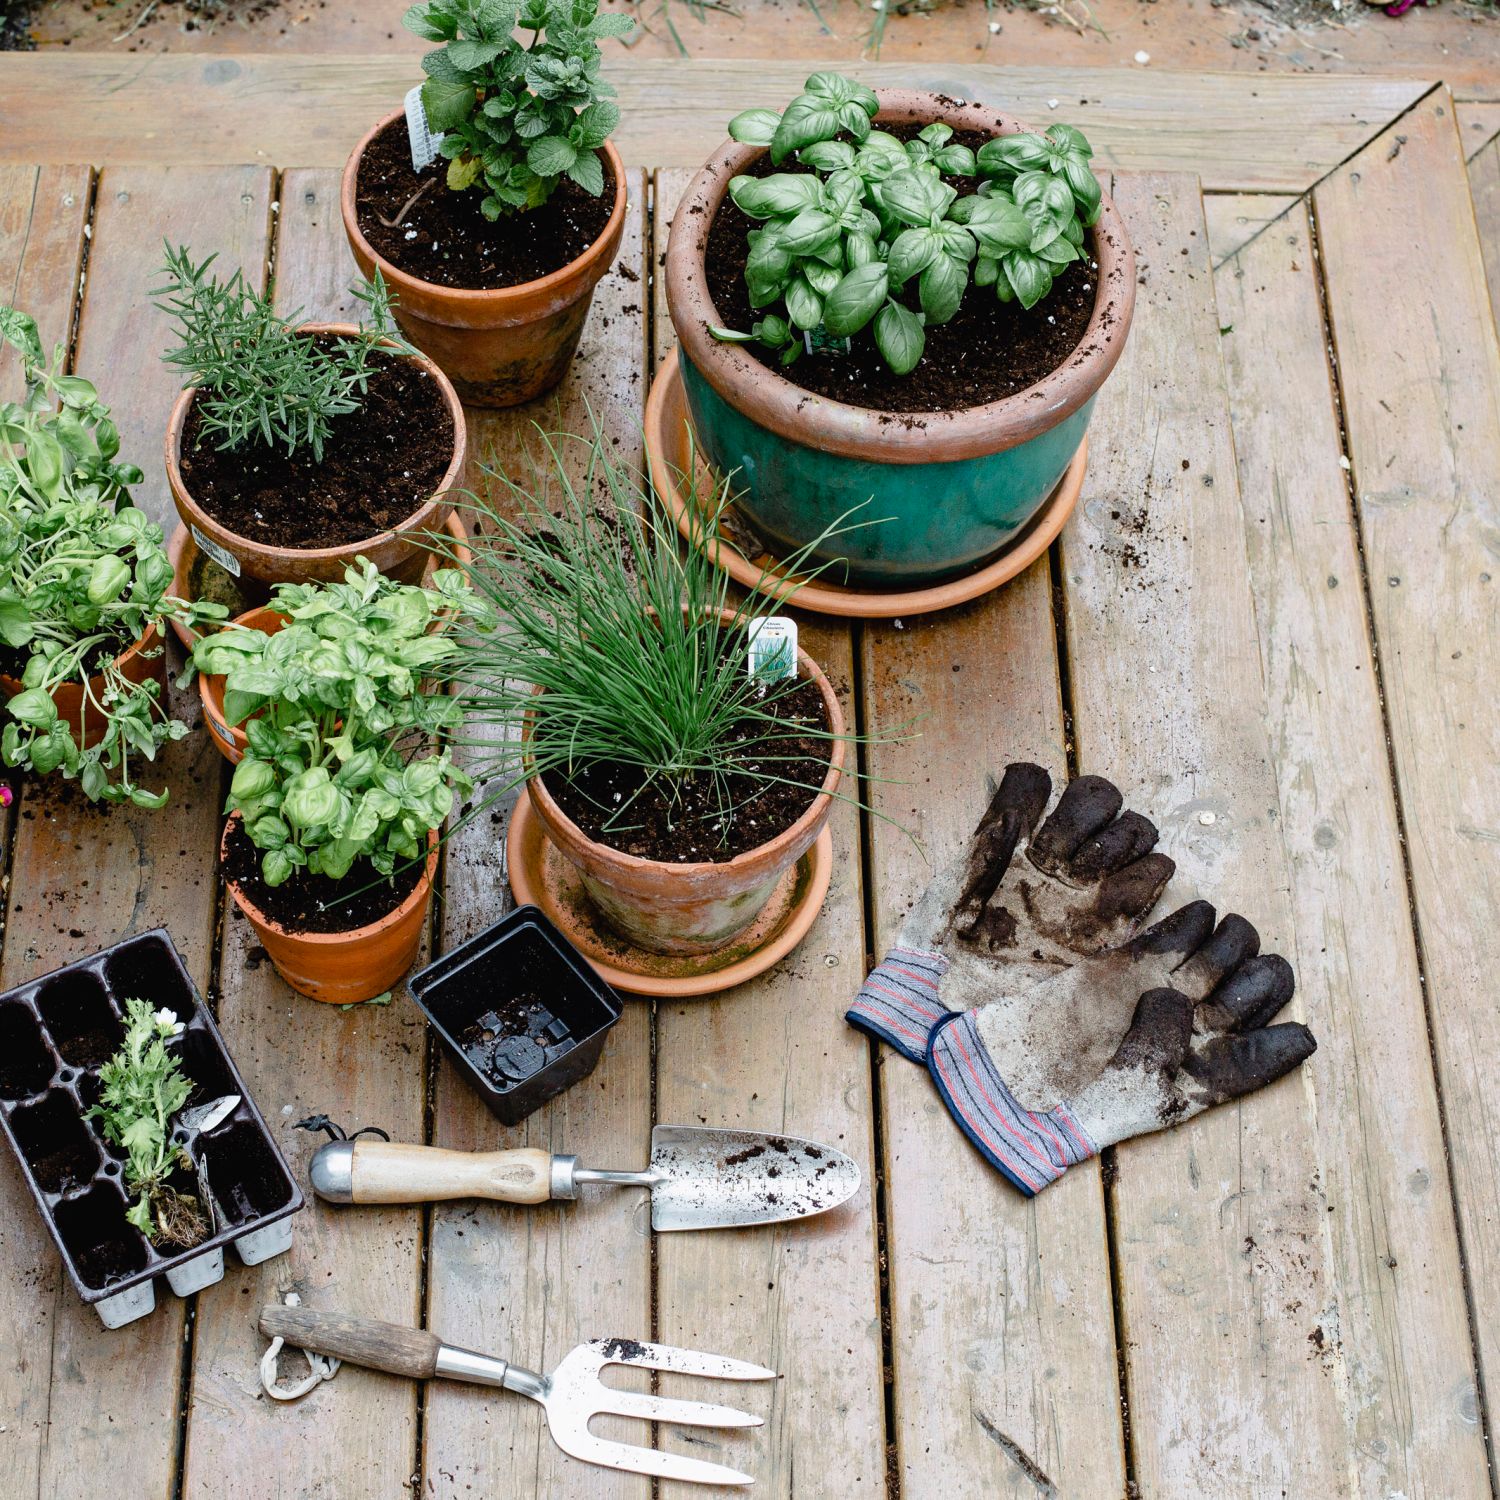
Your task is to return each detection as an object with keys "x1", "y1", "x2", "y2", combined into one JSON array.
[
  {"x1": 1064, "y1": 156, "x2": 1103, "y2": 222},
  {"x1": 1047, "y1": 123, "x2": 1092, "y2": 158},
  {"x1": 887, "y1": 227, "x2": 940, "y2": 286},
  {"x1": 1004, "y1": 252, "x2": 1053, "y2": 310},
  {"x1": 801, "y1": 140, "x2": 857, "y2": 172},
  {"x1": 730, "y1": 173, "x2": 823, "y2": 219},
  {"x1": 777, "y1": 206, "x2": 841, "y2": 255},
  {"x1": 823, "y1": 263, "x2": 890, "y2": 336},
  {"x1": 728, "y1": 107, "x2": 781, "y2": 146},
  {"x1": 919, "y1": 252, "x2": 967, "y2": 324},
  {"x1": 784, "y1": 276, "x2": 825, "y2": 331},
  {"x1": 934, "y1": 144, "x2": 977, "y2": 176},
  {"x1": 873, "y1": 300, "x2": 925, "y2": 376},
  {"x1": 880, "y1": 168, "x2": 954, "y2": 228},
  {"x1": 803, "y1": 260, "x2": 842, "y2": 296},
  {"x1": 771, "y1": 96, "x2": 841, "y2": 165}
]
